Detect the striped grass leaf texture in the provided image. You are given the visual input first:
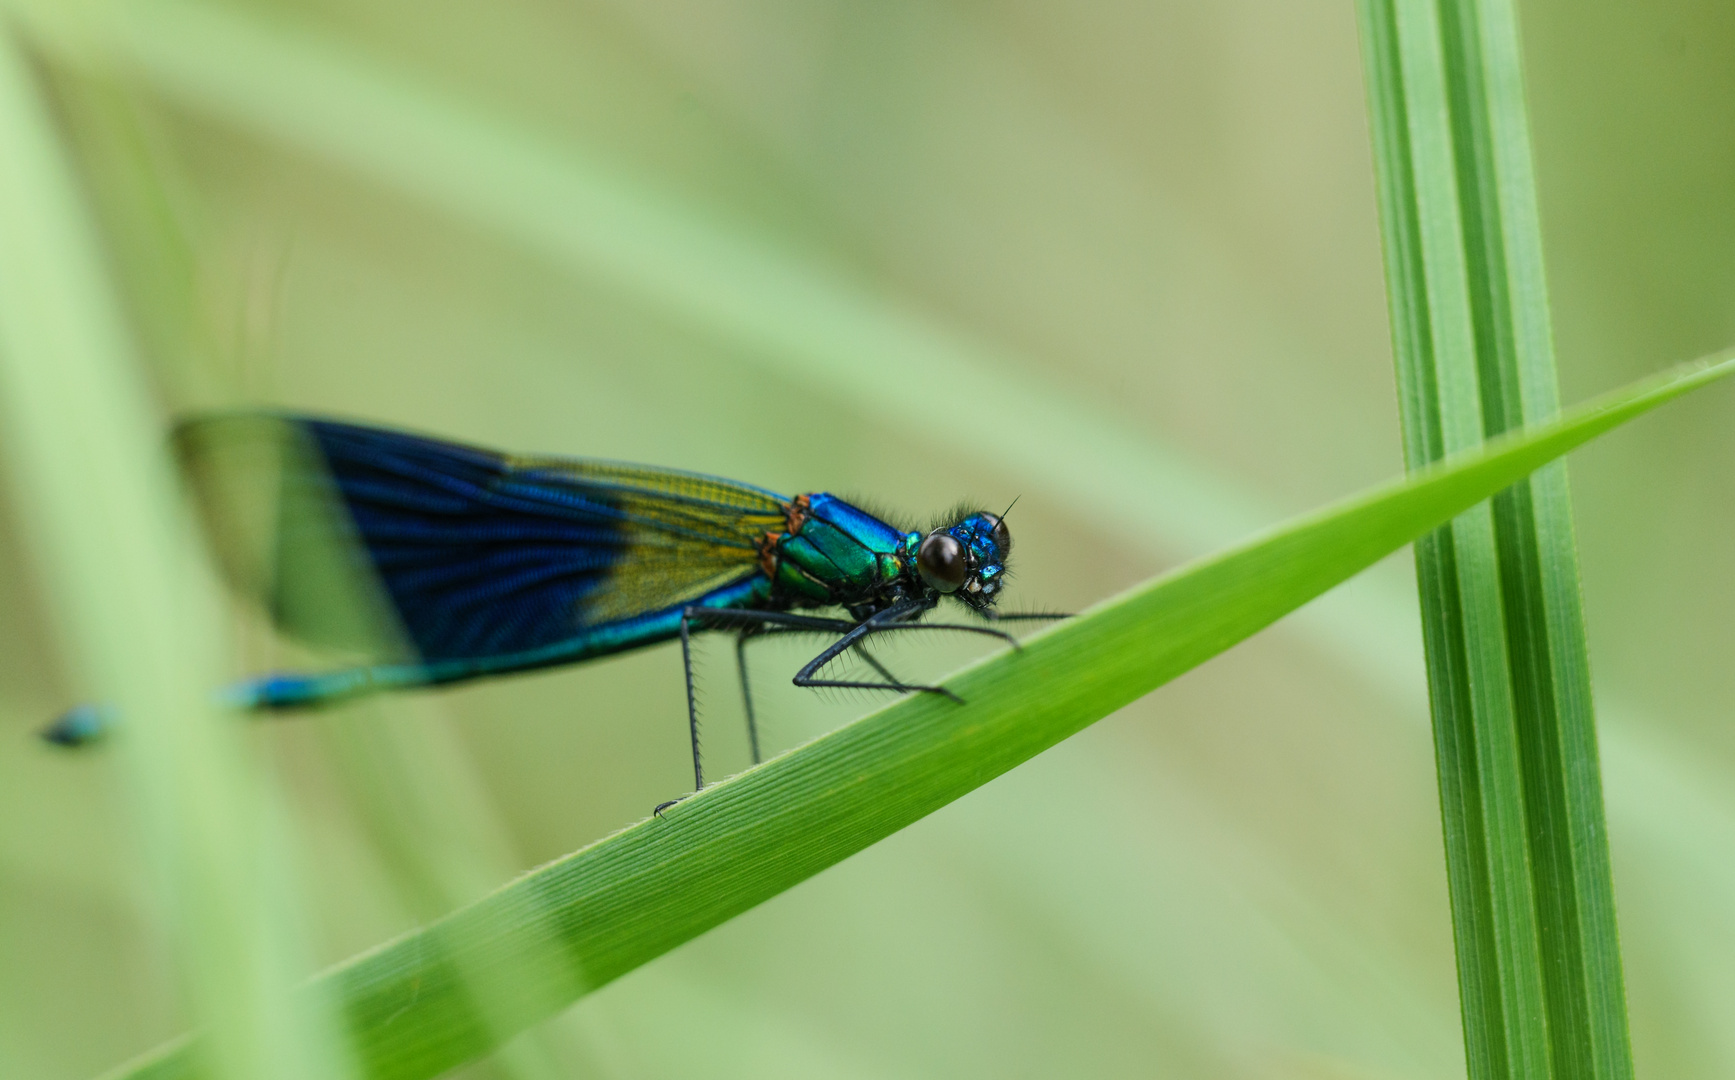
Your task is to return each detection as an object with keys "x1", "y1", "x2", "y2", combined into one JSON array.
[
  {"x1": 109, "y1": 354, "x2": 1735, "y2": 1080},
  {"x1": 1359, "y1": 1, "x2": 1632, "y2": 1077}
]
